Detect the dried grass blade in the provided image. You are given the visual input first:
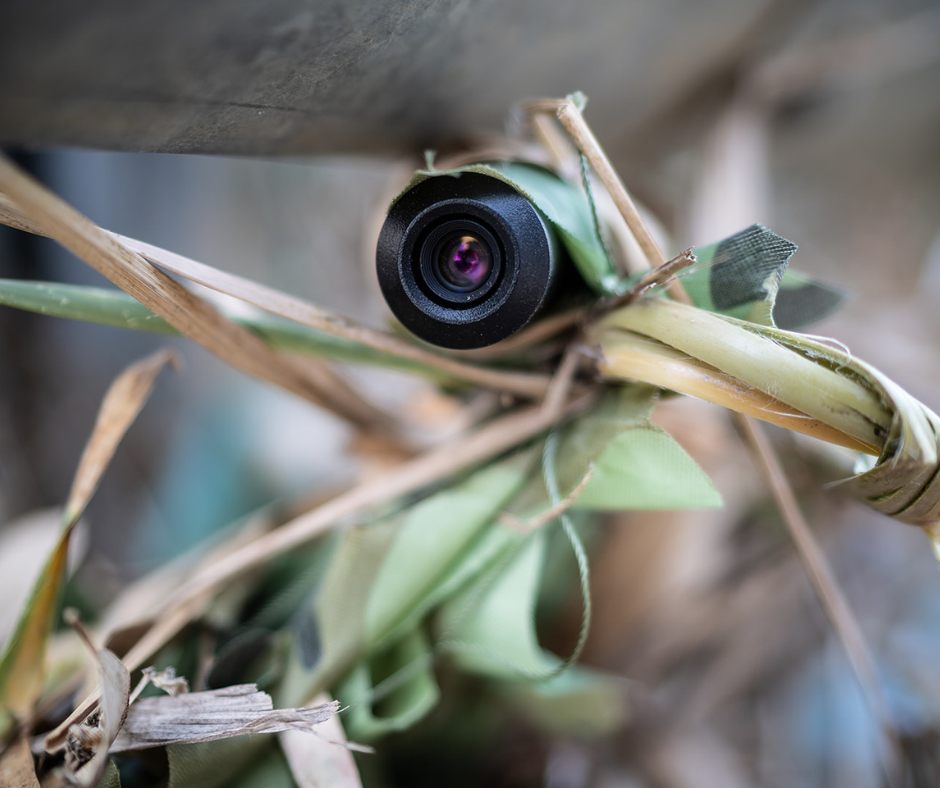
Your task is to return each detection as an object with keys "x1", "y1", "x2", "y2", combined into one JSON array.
[
  {"x1": 66, "y1": 350, "x2": 177, "y2": 522},
  {"x1": 0, "y1": 351, "x2": 172, "y2": 738},
  {"x1": 0, "y1": 158, "x2": 389, "y2": 430}
]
